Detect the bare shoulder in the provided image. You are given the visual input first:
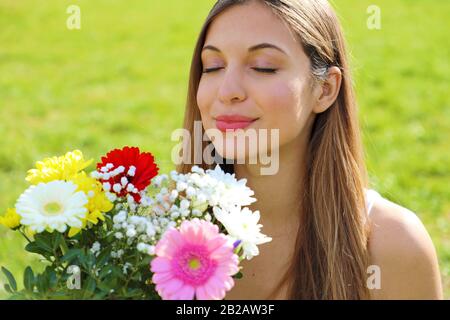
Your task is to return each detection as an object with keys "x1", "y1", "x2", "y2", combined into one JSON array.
[{"x1": 367, "y1": 195, "x2": 443, "y2": 299}]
